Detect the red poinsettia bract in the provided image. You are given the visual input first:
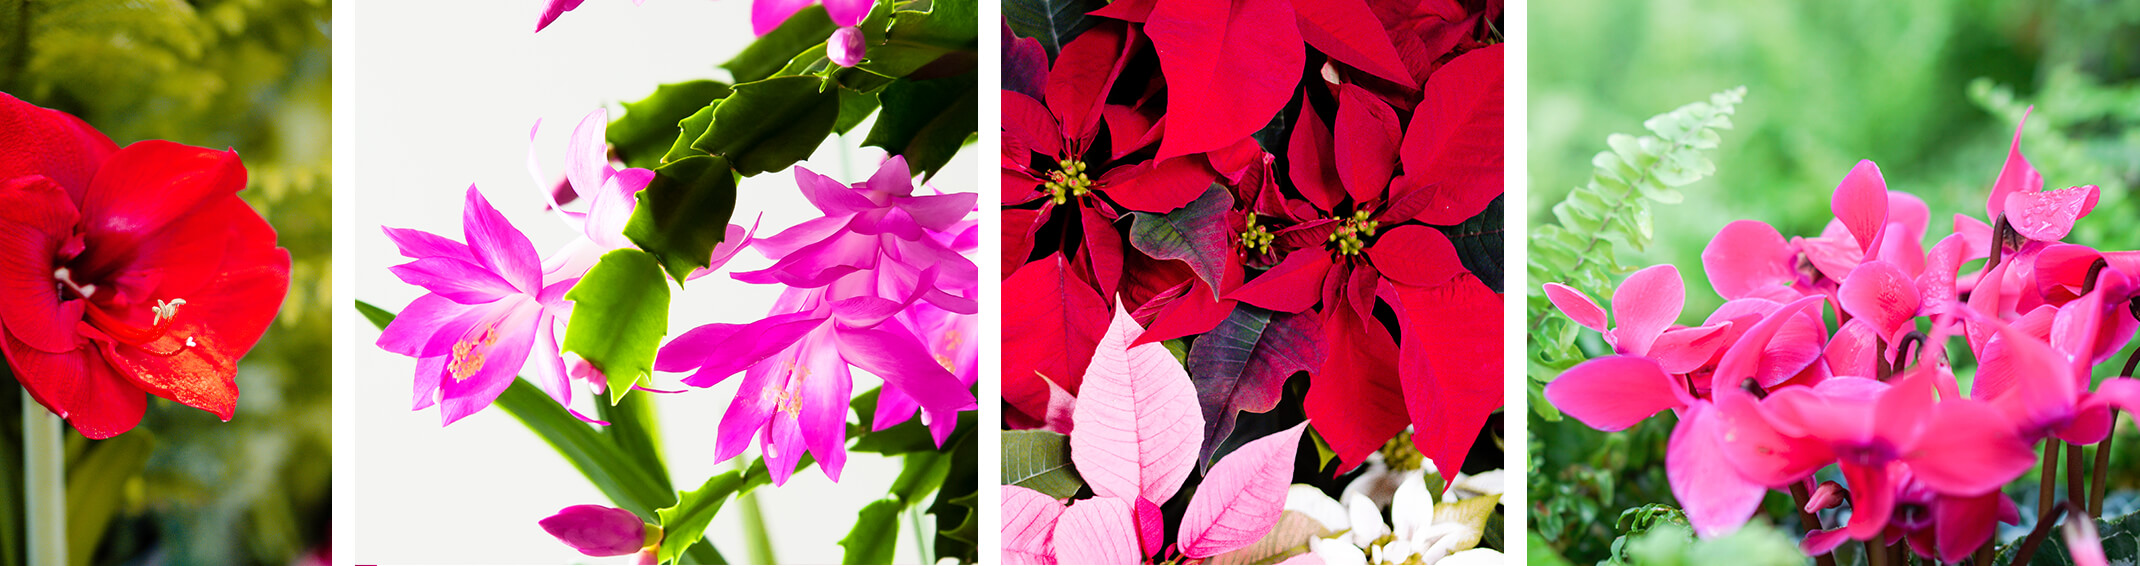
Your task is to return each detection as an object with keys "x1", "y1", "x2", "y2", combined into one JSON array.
[{"x1": 0, "y1": 93, "x2": 290, "y2": 438}]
